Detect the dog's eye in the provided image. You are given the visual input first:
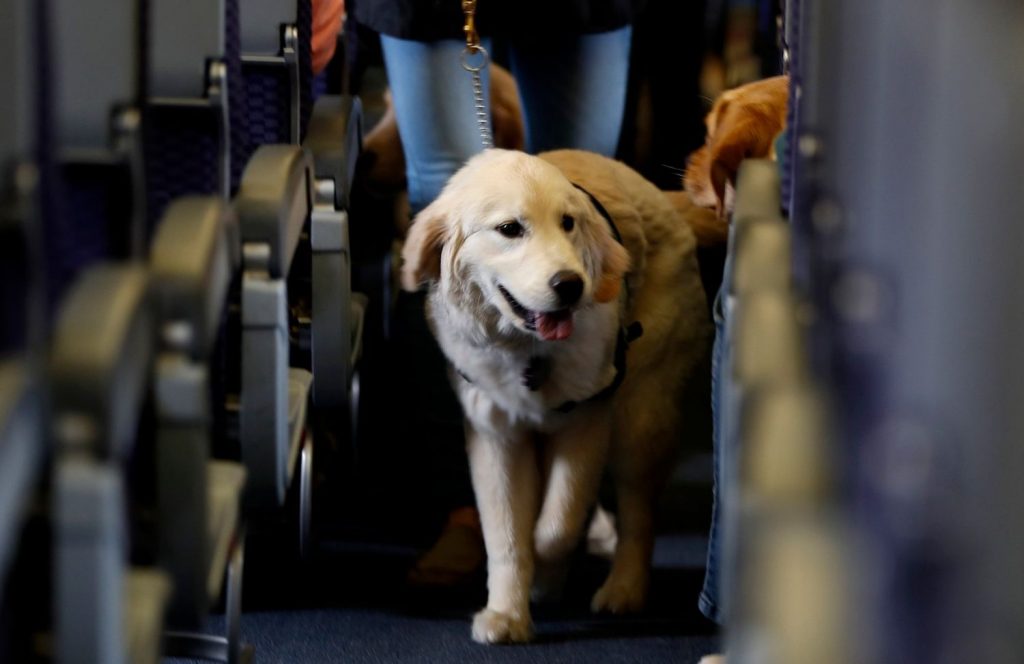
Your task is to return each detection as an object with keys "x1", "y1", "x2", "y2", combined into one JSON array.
[
  {"x1": 562, "y1": 215, "x2": 575, "y2": 232},
  {"x1": 497, "y1": 221, "x2": 525, "y2": 238}
]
